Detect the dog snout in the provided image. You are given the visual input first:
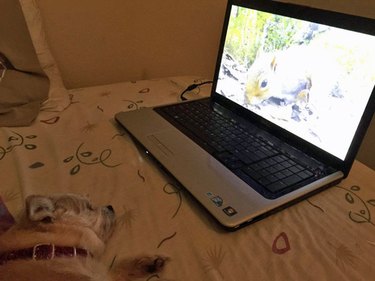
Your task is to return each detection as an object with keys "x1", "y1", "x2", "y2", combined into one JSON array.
[{"x1": 106, "y1": 205, "x2": 114, "y2": 213}]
